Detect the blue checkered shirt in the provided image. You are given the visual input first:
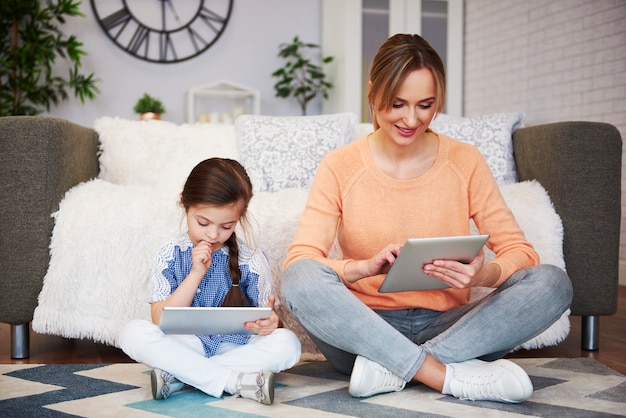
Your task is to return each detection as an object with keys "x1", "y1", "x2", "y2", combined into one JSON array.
[{"x1": 151, "y1": 233, "x2": 273, "y2": 357}]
